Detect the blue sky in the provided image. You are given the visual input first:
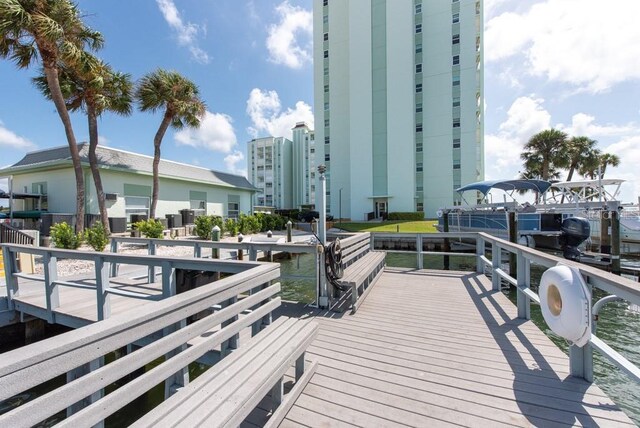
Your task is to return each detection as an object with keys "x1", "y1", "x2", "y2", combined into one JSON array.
[{"x1": 1, "y1": 0, "x2": 640, "y2": 203}]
